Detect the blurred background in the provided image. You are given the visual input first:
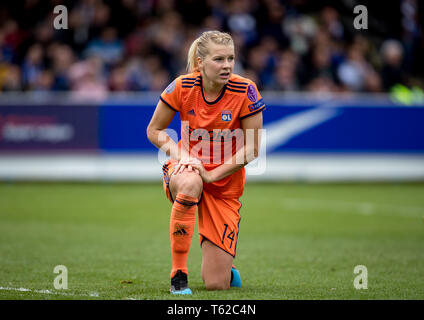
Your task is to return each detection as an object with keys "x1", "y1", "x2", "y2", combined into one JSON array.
[{"x1": 0, "y1": 0, "x2": 423, "y2": 182}]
